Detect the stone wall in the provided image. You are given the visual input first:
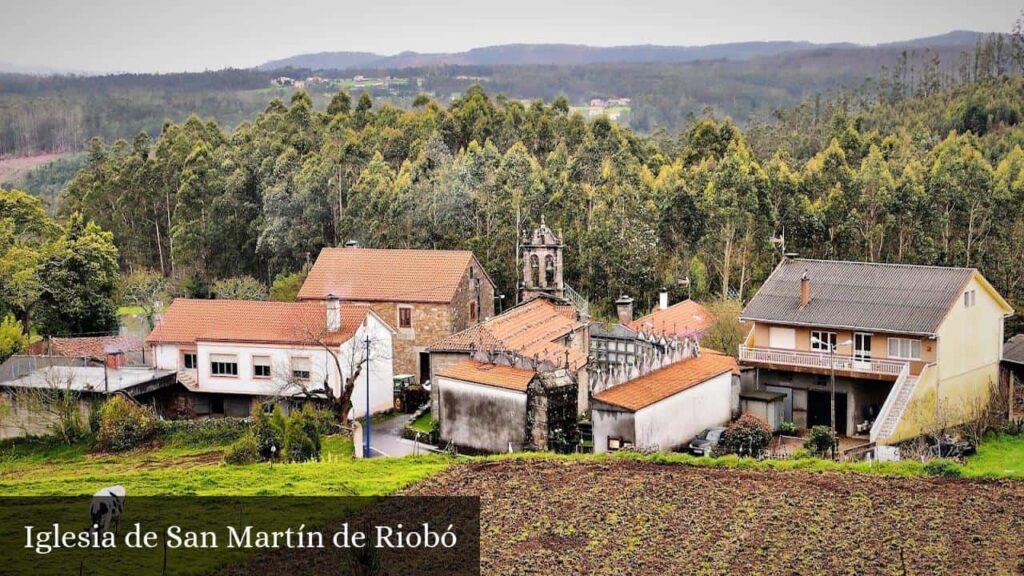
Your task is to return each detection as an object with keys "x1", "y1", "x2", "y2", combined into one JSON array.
[
  {"x1": 351, "y1": 258, "x2": 494, "y2": 384},
  {"x1": 352, "y1": 301, "x2": 450, "y2": 383},
  {"x1": 449, "y1": 258, "x2": 496, "y2": 330}
]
